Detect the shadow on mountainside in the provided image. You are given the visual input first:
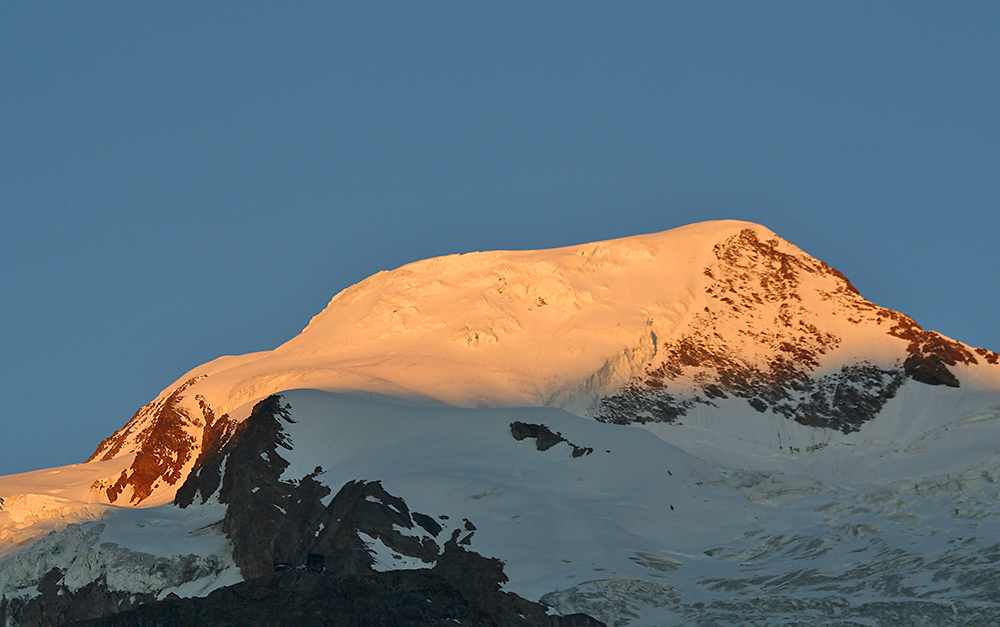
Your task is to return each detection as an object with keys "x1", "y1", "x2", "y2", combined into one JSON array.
[{"x1": 65, "y1": 563, "x2": 604, "y2": 627}]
